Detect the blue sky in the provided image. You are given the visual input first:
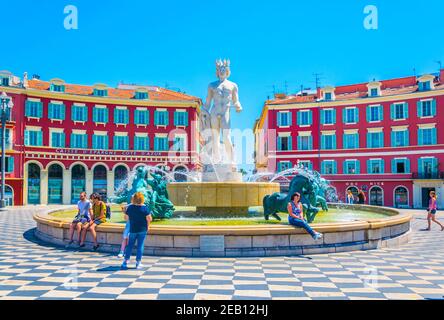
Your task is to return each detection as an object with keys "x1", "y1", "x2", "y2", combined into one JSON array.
[{"x1": 2, "y1": 0, "x2": 444, "y2": 171}]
